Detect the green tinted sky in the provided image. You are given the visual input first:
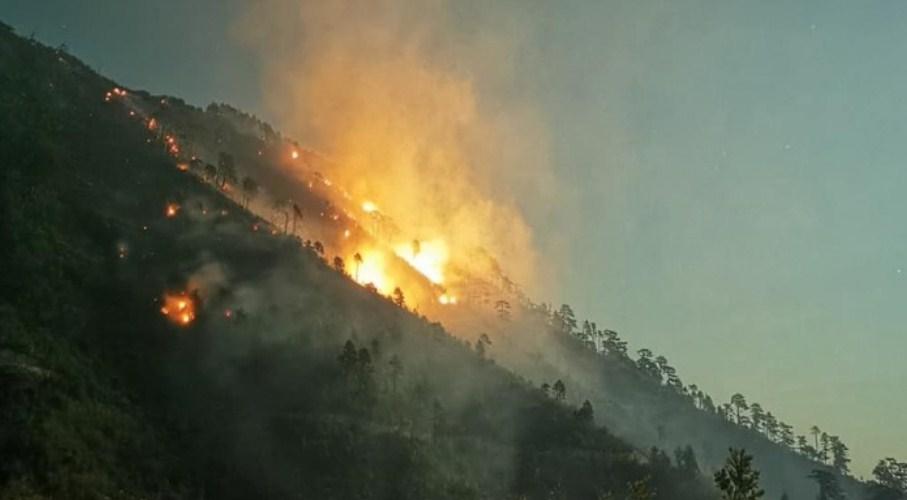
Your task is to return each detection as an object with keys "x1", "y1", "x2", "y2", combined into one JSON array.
[{"x1": 3, "y1": 0, "x2": 904, "y2": 476}]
